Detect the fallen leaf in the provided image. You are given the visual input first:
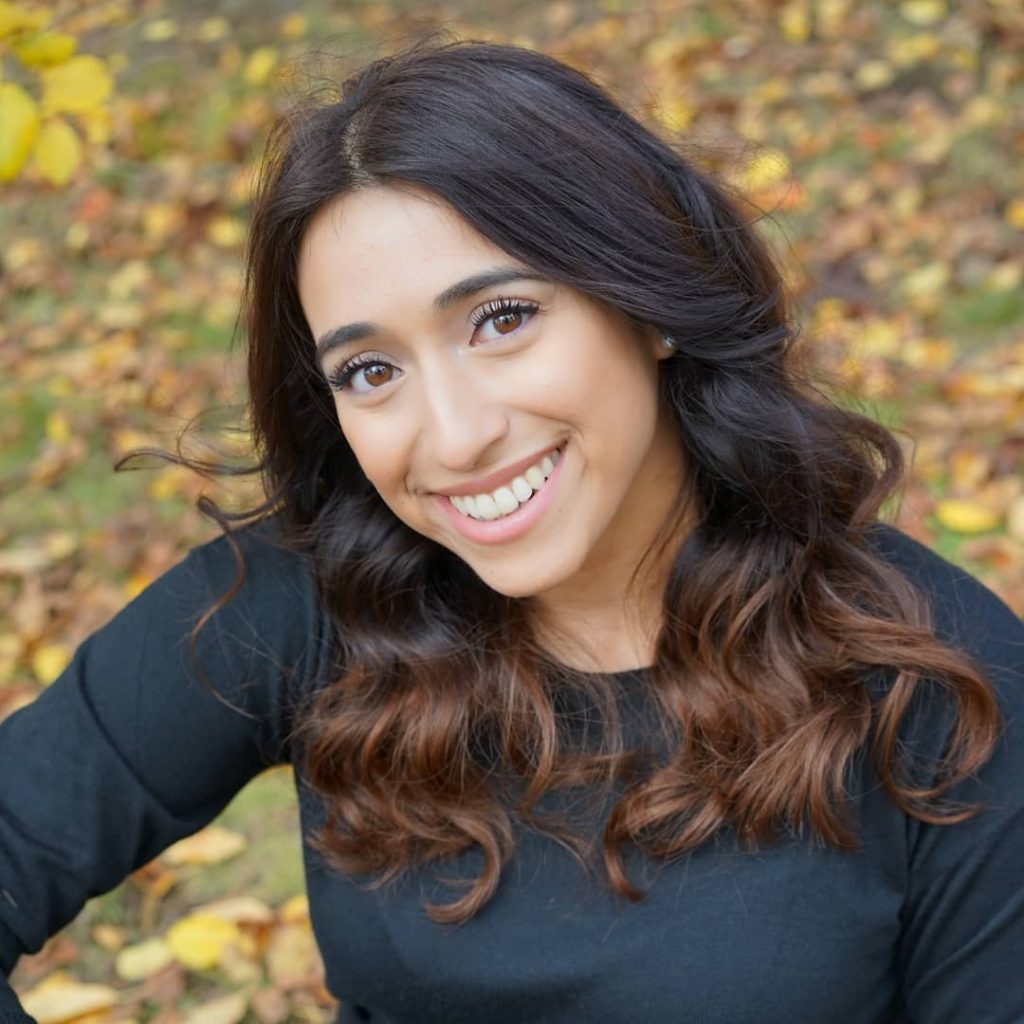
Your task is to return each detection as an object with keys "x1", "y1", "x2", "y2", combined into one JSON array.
[
  {"x1": 278, "y1": 895, "x2": 310, "y2": 924},
  {"x1": 116, "y1": 937, "x2": 174, "y2": 981},
  {"x1": 935, "y1": 498, "x2": 1001, "y2": 534},
  {"x1": 31, "y1": 644, "x2": 71, "y2": 686},
  {"x1": 40, "y1": 55, "x2": 114, "y2": 115},
  {"x1": 20, "y1": 972, "x2": 118, "y2": 1024},
  {"x1": 166, "y1": 913, "x2": 242, "y2": 971},
  {"x1": 250, "y1": 986, "x2": 290, "y2": 1024},
  {"x1": 242, "y1": 47, "x2": 278, "y2": 87},
  {"x1": 162, "y1": 826, "x2": 247, "y2": 867},
  {"x1": 0, "y1": 1, "x2": 50, "y2": 38},
  {"x1": 0, "y1": 82, "x2": 41, "y2": 181},
  {"x1": 90, "y1": 924, "x2": 126, "y2": 953},
  {"x1": 192, "y1": 896, "x2": 274, "y2": 926},
  {"x1": 265, "y1": 923, "x2": 319, "y2": 991},
  {"x1": 182, "y1": 989, "x2": 250, "y2": 1024},
  {"x1": 899, "y1": 0, "x2": 947, "y2": 26}
]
